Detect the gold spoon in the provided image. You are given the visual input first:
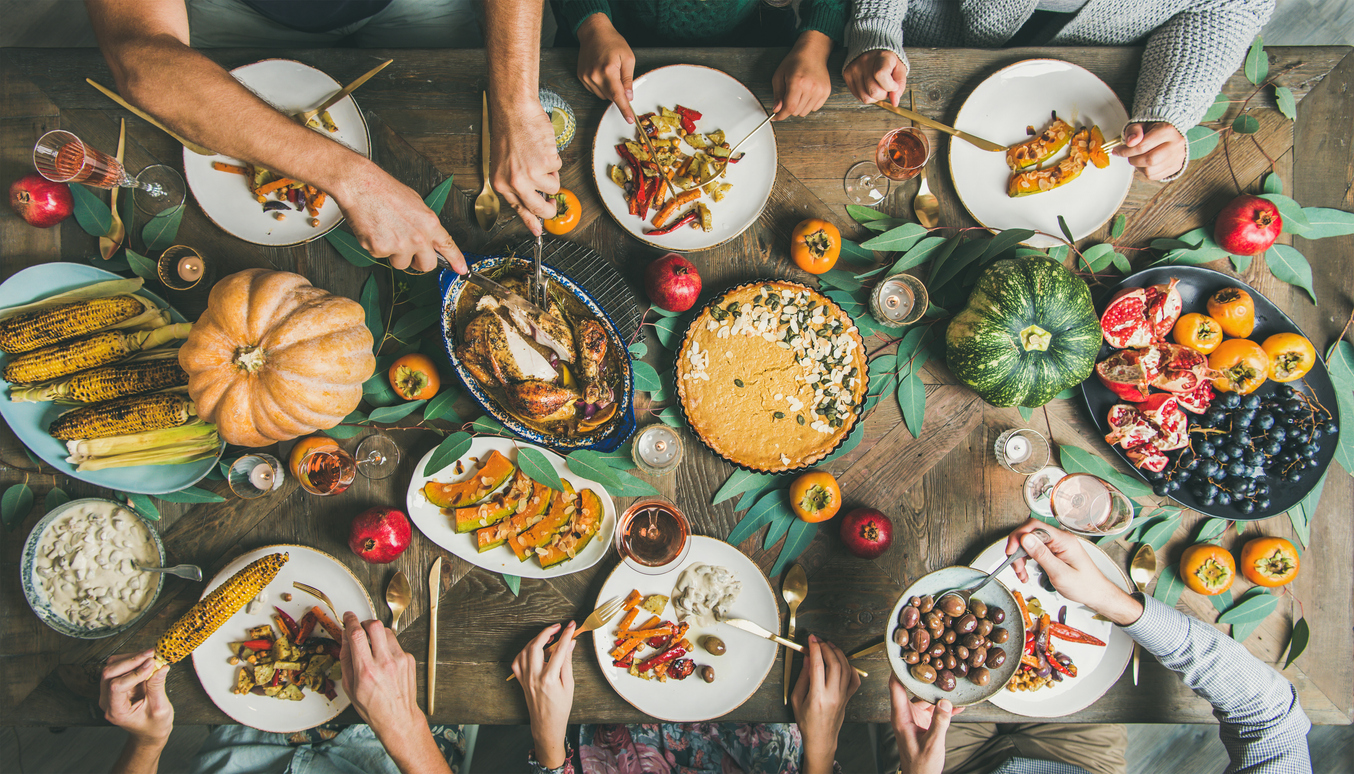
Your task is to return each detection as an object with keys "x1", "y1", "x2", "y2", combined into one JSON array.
[
  {"x1": 100, "y1": 119, "x2": 127, "y2": 261},
  {"x1": 781, "y1": 563, "x2": 807, "y2": 705},
  {"x1": 908, "y1": 92, "x2": 939, "y2": 229},
  {"x1": 1129, "y1": 545, "x2": 1158, "y2": 685},
  {"x1": 474, "y1": 92, "x2": 500, "y2": 232},
  {"x1": 386, "y1": 570, "x2": 411, "y2": 634}
]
